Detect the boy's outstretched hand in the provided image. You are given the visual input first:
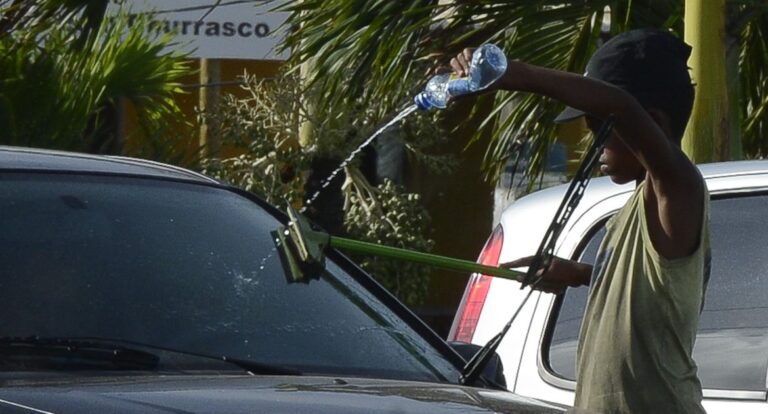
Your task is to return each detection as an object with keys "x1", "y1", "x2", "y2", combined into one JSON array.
[{"x1": 501, "y1": 256, "x2": 593, "y2": 294}]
